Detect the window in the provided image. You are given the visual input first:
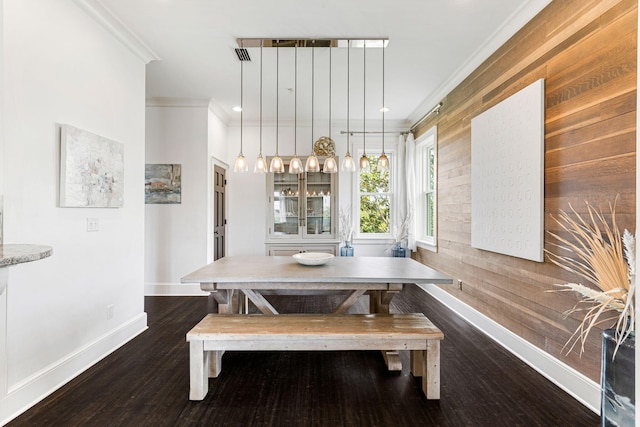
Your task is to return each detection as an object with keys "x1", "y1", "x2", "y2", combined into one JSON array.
[
  {"x1": 357, "y1": 152, "x2": 393, "y2": 237},
  {"x1": 416, "y1": 127, "x2": 436, "y2": 246}
]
